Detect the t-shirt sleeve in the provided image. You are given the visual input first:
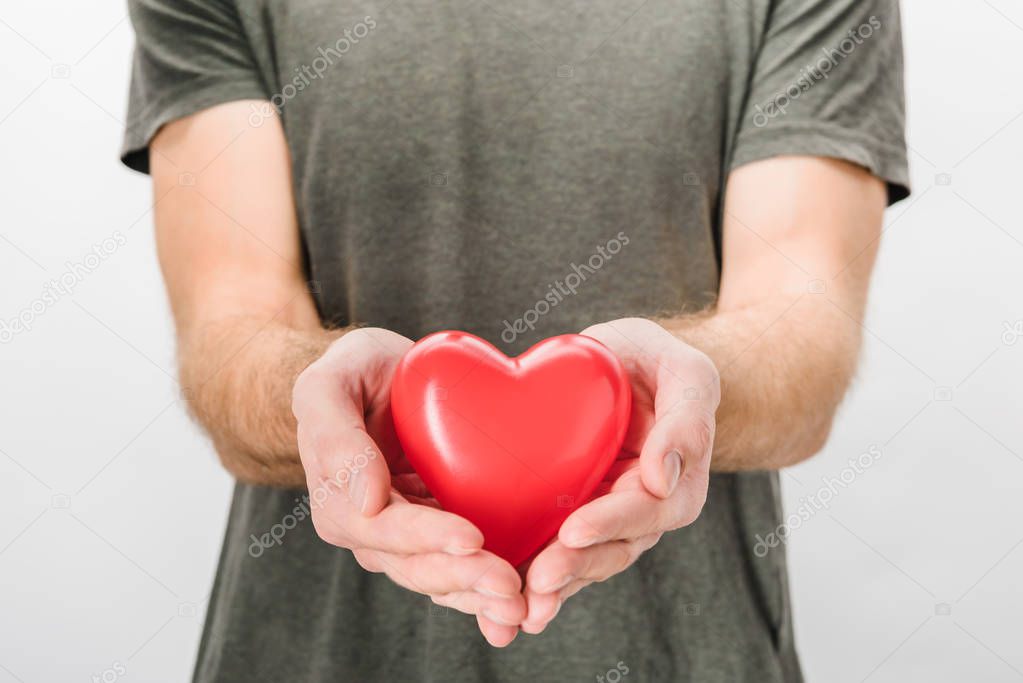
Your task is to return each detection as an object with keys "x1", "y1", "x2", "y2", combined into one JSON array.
[
  {"x1": 120, "y1": 0, "x2": 269, "y2": 174},
  {"x1": 731, "y1": 0, "x2": 910, "y2": 204}
]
